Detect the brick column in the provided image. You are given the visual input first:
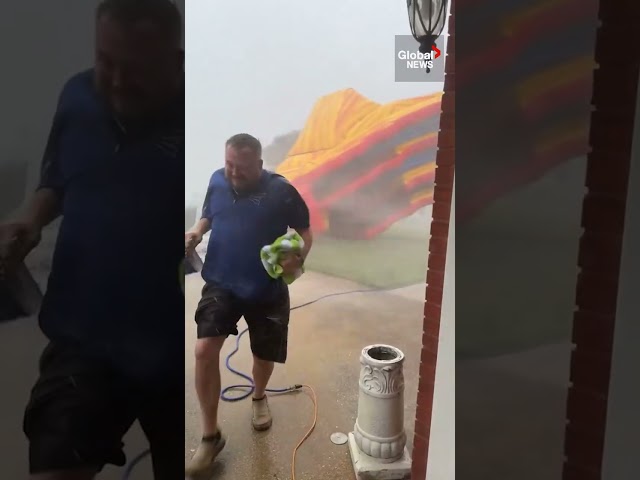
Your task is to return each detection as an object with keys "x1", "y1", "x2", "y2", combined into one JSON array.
[
  {"x1": 563, "y1": 1, "x2": 640, "y2": 479},
  {"x1": 410, "y1": 1, "x2": 455, "y2": 479}
]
